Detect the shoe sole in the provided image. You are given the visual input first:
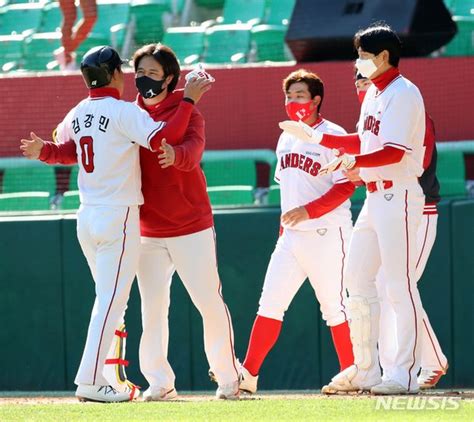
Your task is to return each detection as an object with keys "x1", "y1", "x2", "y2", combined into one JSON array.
[{"x1": 76, "y1": 395, "x2": 133, "y2": 403}]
